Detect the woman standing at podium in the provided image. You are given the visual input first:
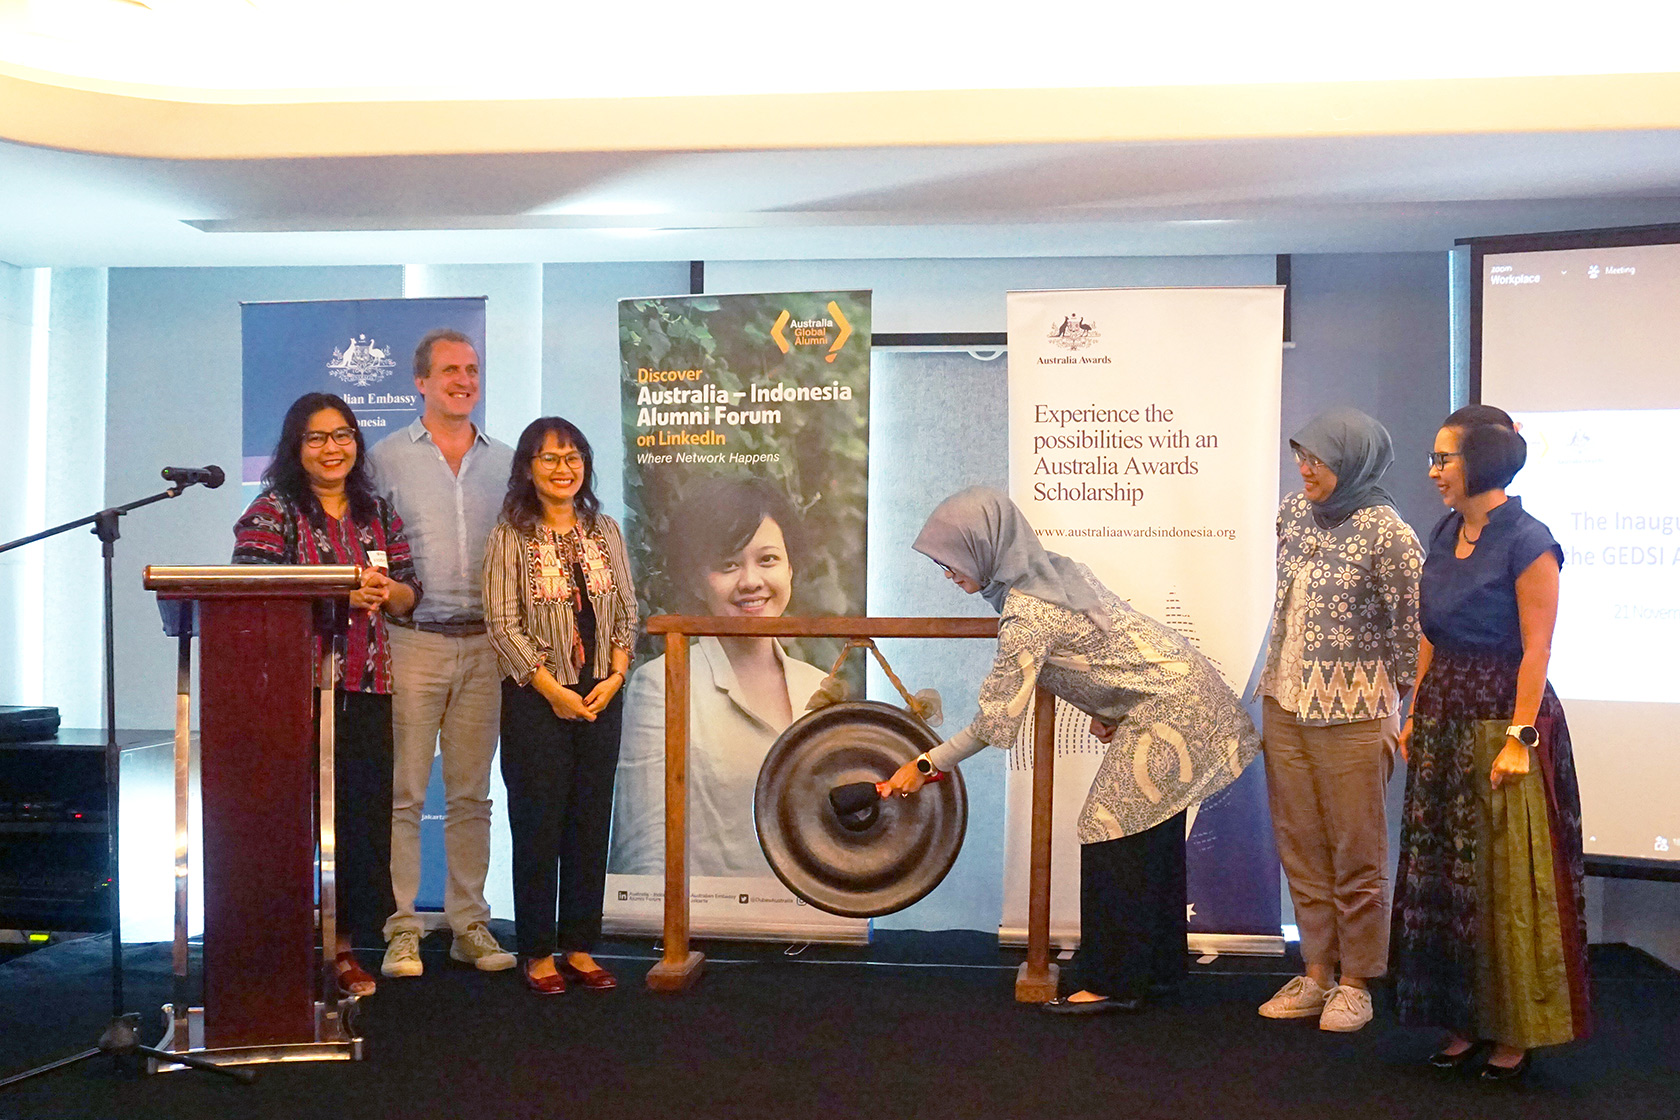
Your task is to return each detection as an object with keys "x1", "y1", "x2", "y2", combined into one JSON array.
[
  {"x1": 233, "y1": 391, "x2": 419, "y2": 998},
  {"x1": 484, "y1": 417, "x2": 636, "y2": 995}
]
